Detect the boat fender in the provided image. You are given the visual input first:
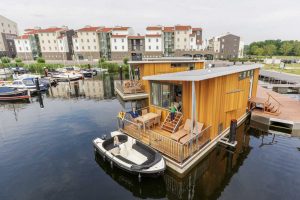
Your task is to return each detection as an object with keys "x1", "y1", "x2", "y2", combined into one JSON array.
[
  {"x1": 110, "y1": 160, "x2": 113, "y2": 169},
  {"x1": 118, "y1": 112, "x2": 126, "y2": 120}
]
